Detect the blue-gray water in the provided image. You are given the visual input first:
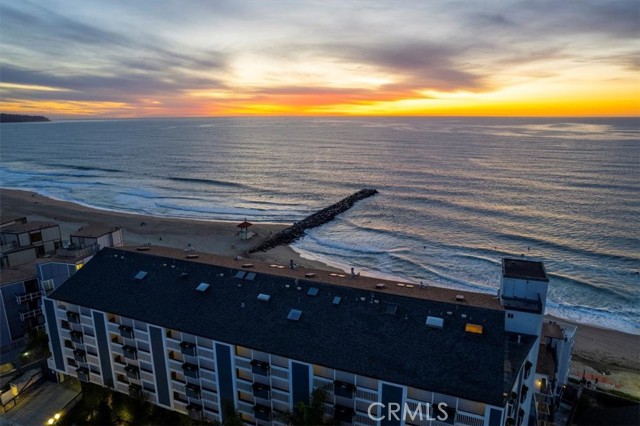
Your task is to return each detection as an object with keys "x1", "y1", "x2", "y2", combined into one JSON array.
[{"x1": 1, "y1": 117, "x2": 638, "y2": 333}]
